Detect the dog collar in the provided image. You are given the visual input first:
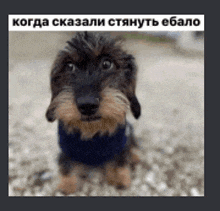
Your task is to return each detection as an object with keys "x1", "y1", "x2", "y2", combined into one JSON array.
[{"x1": 58, "y1": 121, "x2": 127, "y2": 166}]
